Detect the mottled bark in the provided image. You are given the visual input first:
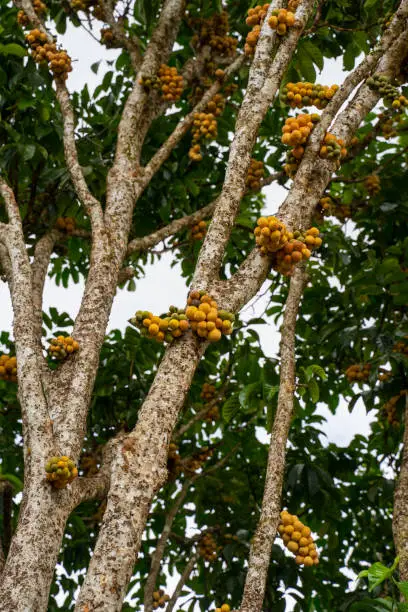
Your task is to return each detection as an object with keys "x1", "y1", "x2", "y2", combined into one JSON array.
[
  {"x1": 393, "y1": 395, "x2": 408, "y2": 582},
  {"x1": 240, "y1": 267, "x2": 307, "y2": 612},
  {"x1": 75, "y1": 334, "x2": 206, "y2": 611},
  {"x1": 192, "y1": 0, "x2": 314, "y2": 288}
]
